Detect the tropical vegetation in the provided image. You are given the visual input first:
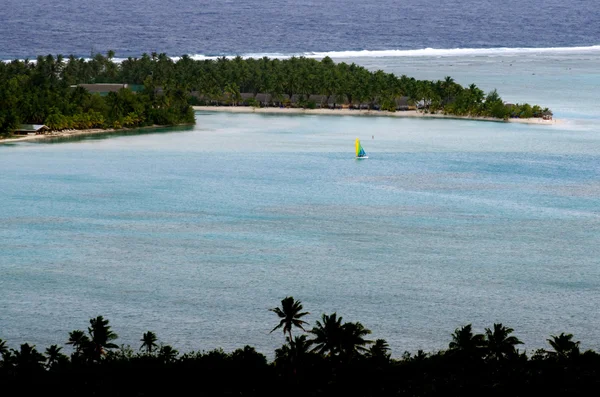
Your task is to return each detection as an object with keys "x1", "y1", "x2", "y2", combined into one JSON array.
[
  {"x1": 1, "y1": 297, "x2": 598, "y2": 396},
  {"x1": 1, "y1": 52, "x2": 551, "y2": 137}
]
